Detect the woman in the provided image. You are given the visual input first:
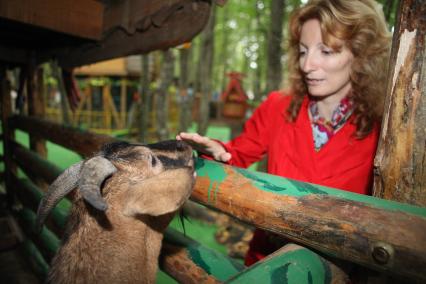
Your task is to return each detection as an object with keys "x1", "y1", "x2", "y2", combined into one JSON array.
[{"x1": 177, "y1": 0, "x2": 391, "y2": 266}]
